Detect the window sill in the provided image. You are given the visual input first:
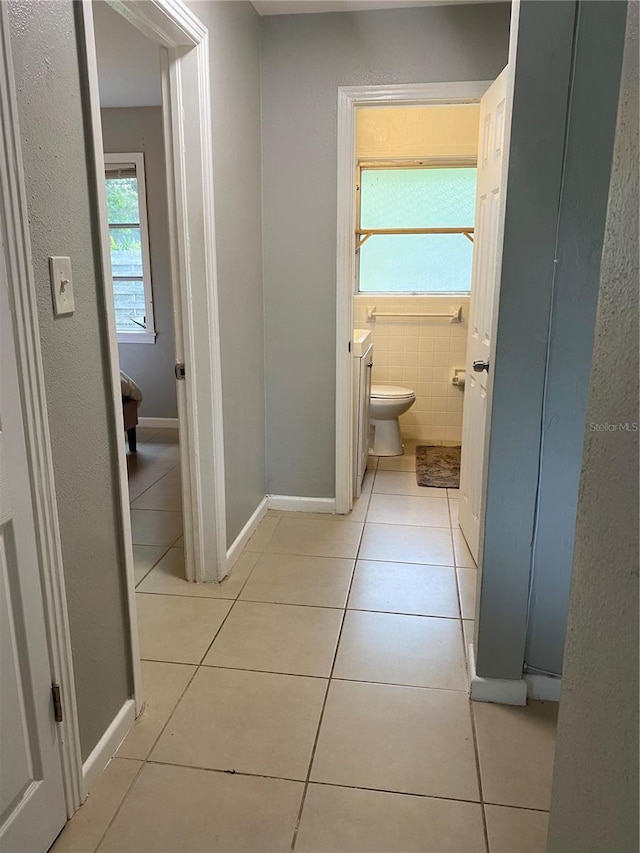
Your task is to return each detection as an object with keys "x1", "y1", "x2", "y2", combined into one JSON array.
[{"x1": 117, "y1": 330, "x2": 156, "y2": 345}]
